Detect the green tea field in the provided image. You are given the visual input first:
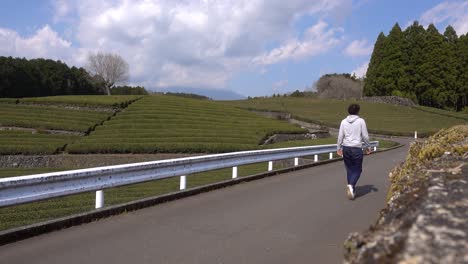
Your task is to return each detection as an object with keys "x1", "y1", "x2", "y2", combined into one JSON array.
[
  {"x1": 67, "y1": 95, "x2": 306, "y2": 154},
  {"x1": 0, "y1": 95, "x2": 144, "y2": 154}
]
